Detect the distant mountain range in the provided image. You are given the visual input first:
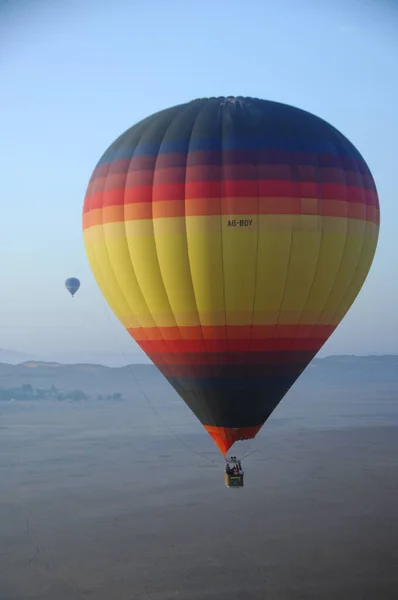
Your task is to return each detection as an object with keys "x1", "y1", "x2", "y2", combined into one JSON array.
[
  {"x1": 0, "y1": 348, "x2": 39, "y2": 365},
  {"x1": 0, "y1": 359, "x2": 163, "y2": 400},
  {"x1": 0, "y1": 348, "x2": 150, "y2": 367},
  {"x1": 0, "y1": 354, "x2": 397, "y2": 401}
]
